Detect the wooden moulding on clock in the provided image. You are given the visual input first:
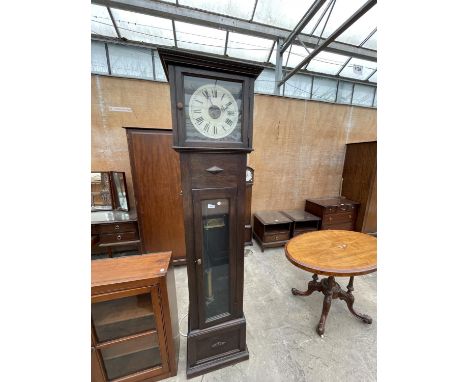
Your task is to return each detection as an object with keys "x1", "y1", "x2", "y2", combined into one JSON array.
[{"x1": 157, "y1": 47, "x2": 264, "y2": 80}]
